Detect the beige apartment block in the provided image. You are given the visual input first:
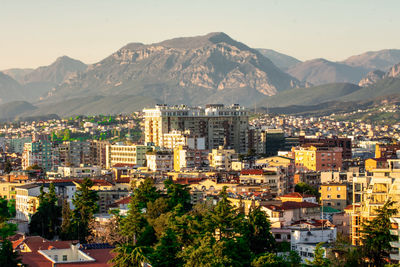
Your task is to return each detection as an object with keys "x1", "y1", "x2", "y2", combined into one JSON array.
[{"x1": 143, "y1": 104, "x2": 249, "y2": 153}]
